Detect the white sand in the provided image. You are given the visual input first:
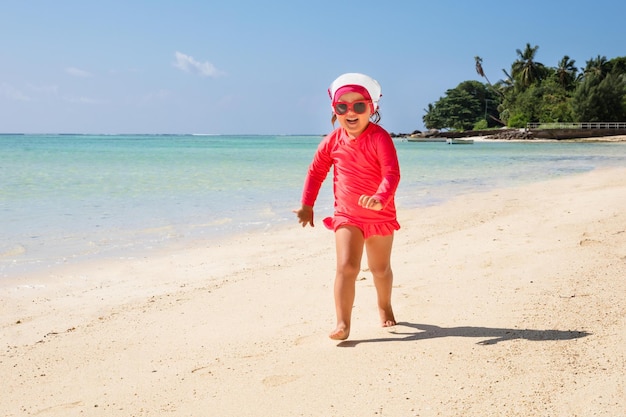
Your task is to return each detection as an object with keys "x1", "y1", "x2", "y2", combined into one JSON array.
[{"x1": 2, "y1": 166, "x2": 625, "y2": 416}]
